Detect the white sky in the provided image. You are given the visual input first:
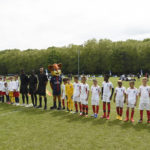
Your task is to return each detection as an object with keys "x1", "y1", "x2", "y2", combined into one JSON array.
[{"x1": 0, "y1": 0, "x2": 150, "y2": 50}]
